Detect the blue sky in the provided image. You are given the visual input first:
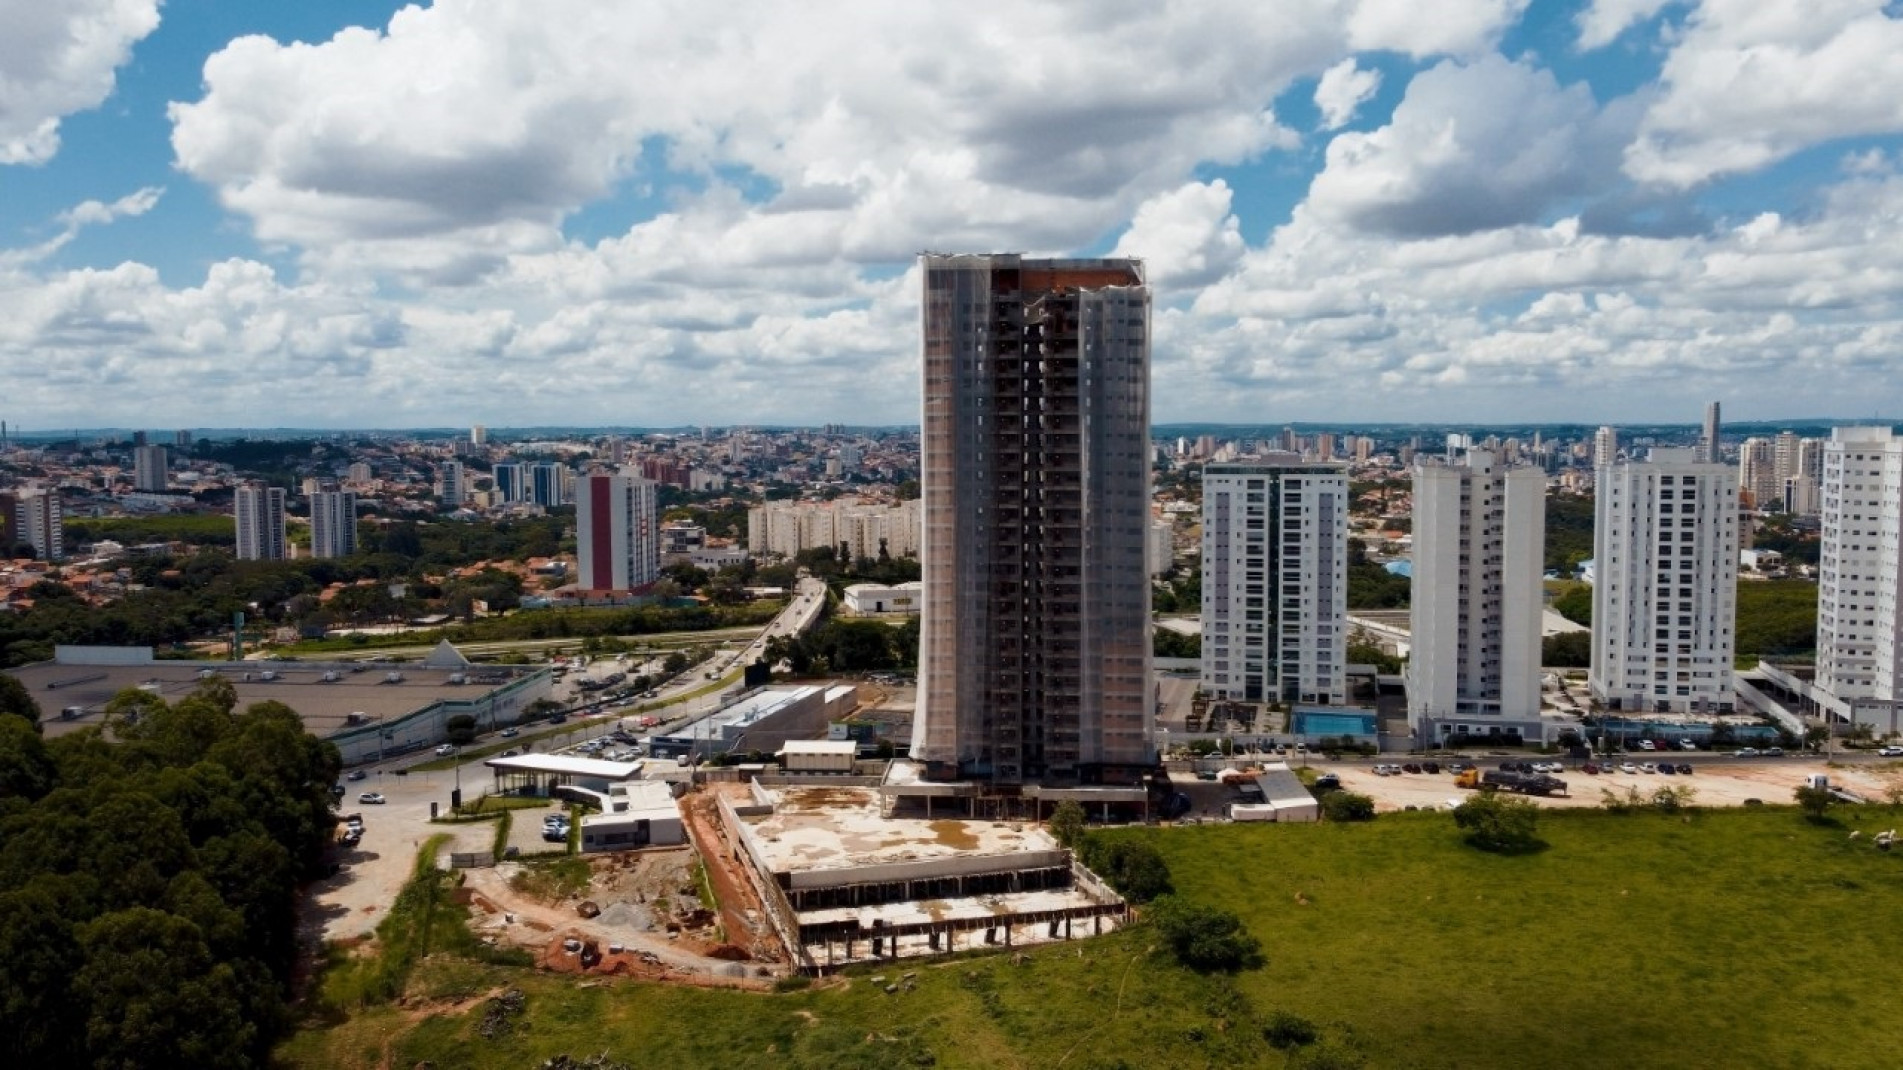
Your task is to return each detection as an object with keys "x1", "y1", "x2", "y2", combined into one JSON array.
[{"x1": 5, "y1": 0, "x2": 1903, "y2": 430}]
